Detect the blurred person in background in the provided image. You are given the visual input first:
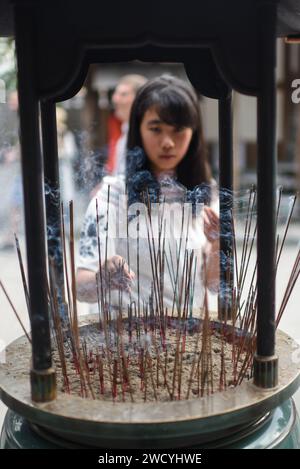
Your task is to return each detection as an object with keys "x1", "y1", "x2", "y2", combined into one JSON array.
[
  {"x1": 106, "y1": 74, "x2": 147, "y2": 176},
  {"x1": 88, "y1": 74, "x2": 147, "y2": 199}
]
